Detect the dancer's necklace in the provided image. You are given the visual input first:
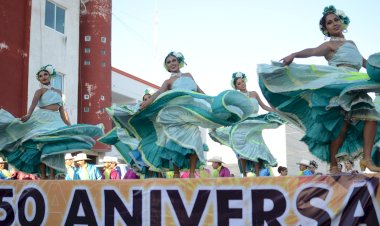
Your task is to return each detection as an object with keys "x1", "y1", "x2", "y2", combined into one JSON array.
[
  {"x1": 171, "y1": 72, "x2": 182, "y2": 77},
  {"x1": 330, "y1": 36, "x2": 346, "y2": 42},
  {"x1": 241, "y1": 90, "x2": 249, "y2": 97},
  {"x1": 40, "y1": 84, "x2": 52, "y2": 89}
]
